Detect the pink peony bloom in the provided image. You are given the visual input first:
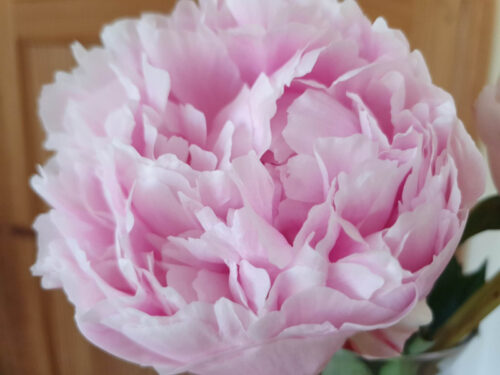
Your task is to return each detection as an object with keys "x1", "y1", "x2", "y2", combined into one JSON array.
[
  {"x1": 32, "y1": 0, "x2": 485, "y2": 374},
  {"x1": 476, "y1": 77, "x2": 500, "y2": 191}
]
